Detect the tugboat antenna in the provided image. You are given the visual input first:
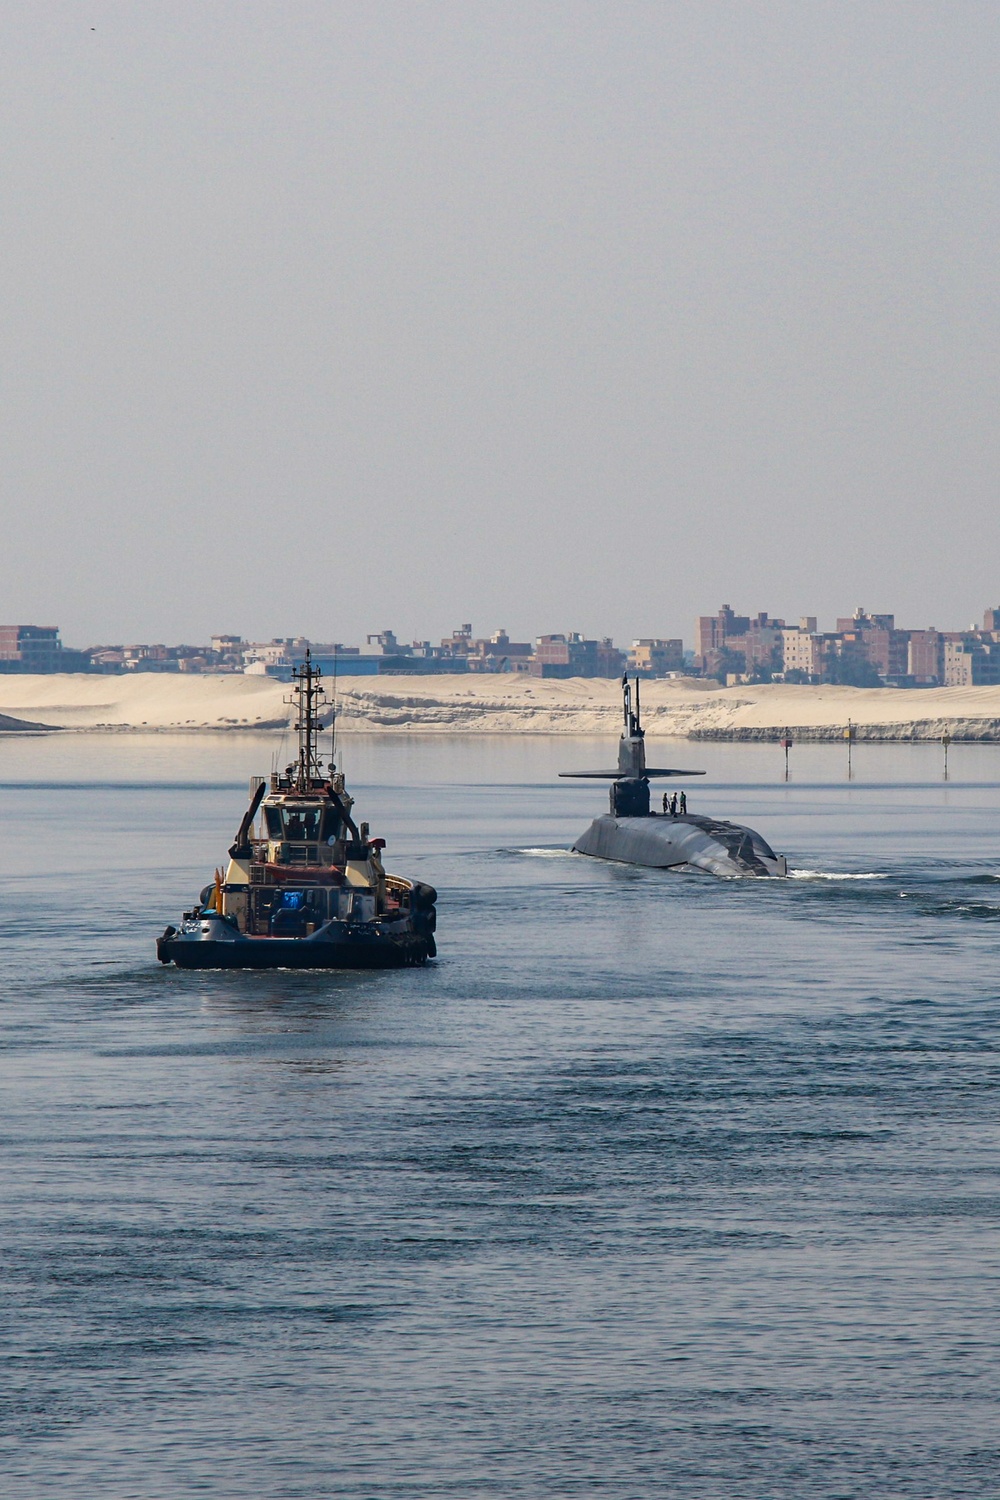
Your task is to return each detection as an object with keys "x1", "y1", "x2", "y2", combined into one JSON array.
[
  {"x1": 330, "y1": 646, "x2": 338, "y2": 768},
  {"x1": 286, "y1": 648, "x2": 325, "y2": 792}
]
